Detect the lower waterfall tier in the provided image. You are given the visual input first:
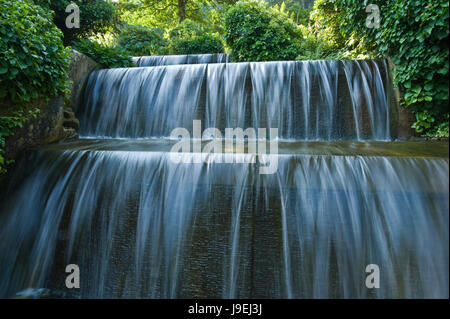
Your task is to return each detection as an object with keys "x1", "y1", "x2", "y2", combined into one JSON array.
[{"x1": 0, "y1": 140, "x2": 448, "y2": 298}]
